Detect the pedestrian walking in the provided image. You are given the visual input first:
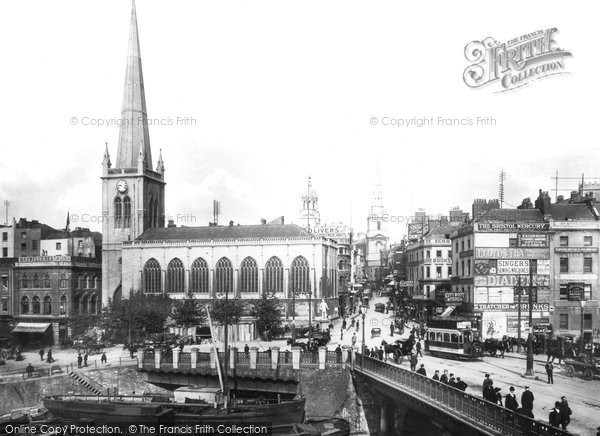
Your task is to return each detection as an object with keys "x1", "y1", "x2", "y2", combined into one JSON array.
[
  {"x1": 356, "y1": 319, "x2": 360, "y2": 332},
  {"x1": 340, "y1": 329, "x2": 344, "y2": 341},
  {"x1": 416, "y1": 340, "x2": 423, "y2": 357},
  {"x1": 521, "y1": 386, "x2": 534, "y2": 411},
  {"x1": 494, "y1": 387, "x2": 503, "y2": 406},
  {"x1": 456, "y1": 377, "x2": 467, "y2": 391},
  {"x1": 244, "y1": 344, "x2": 249, "y2": 356},
  {"x1": 101, "y1": 352, "x2": 107, "y2": 364},
  {"x1": 432, "y1": 370, "x2": 440, "y2": 381},
  {"x1": 77, "y1": 354, "x2": 83, "y2": 368},
  {"x1": 335, "y1": 345, "x2": 342, "y2": 362},
  {"x1": 416, "y1": 364, "x2": 426, "y2": 376},
  {"x1": 549, "y1": 401, "x2": 562, "y2": 428},
  {"x1": 350, "y1": 318, "x2": 355, "y2": 329},
  {"x1": 351, "y1": 333, "x2": 357, "y2": 347},
  {"x1": 390, "y1": 323, "x2": 394, "y2": 337},
  {"x1": 505, "y1": 386, "x2": 519, "y2": 411},
  {"x1": 342, "y1": 319, "x2": 347, "y2": 330},
  {"x1": 46, "y1": 349, "x2": 54, "y2": 363},
  {"x1": 39, "y1": 349, "x2": 45, "y2": 362},
  {"x1": 559, "y1": 396, "x2": 571, "y2": 430},
  {"x1": 410, "y1": 353, "x2": 418, "y2": 372},
  {"x1": 448, "y1": 375, "x2": 457, "y2": 388},
  {"x1": 482, "y1": 373, "x2": 493, "y2": 395},
  {"x1": 545, "y1": 361, "x2": 554, "y2": 384},
  {"x1": 440, "y1": 369, "x2": 449, "y2": 384},
  {"x1": 84, "y1": 353, "x2": 88, "y2": 367},
  {"x1": 377, "y1": 347, "x2": 384, "y2": 360},
  {"x1": 26, "y1": 363, "x2": 34, "y2": 377}
]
